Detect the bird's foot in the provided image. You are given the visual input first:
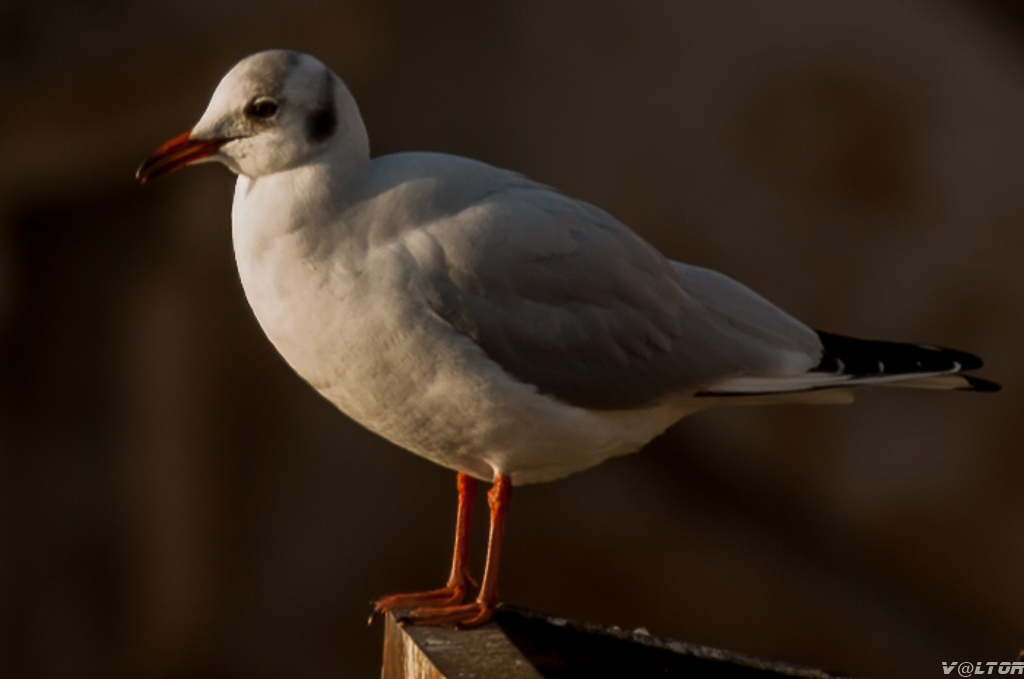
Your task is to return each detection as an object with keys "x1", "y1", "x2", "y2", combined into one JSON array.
[
  {"x1": 370, "y1": 584, "x2": 469, "y2": 623},
  {"x1": 397, "y1": 601, "x2": 497, "y2": 629}
]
